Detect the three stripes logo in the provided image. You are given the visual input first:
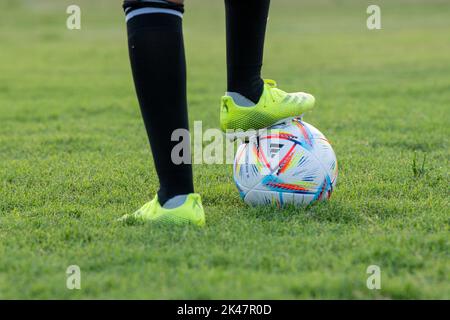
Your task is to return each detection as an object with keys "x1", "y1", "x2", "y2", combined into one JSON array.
[{"x1": 269, "y1": 143, "x2": 284, "y2": 158}]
